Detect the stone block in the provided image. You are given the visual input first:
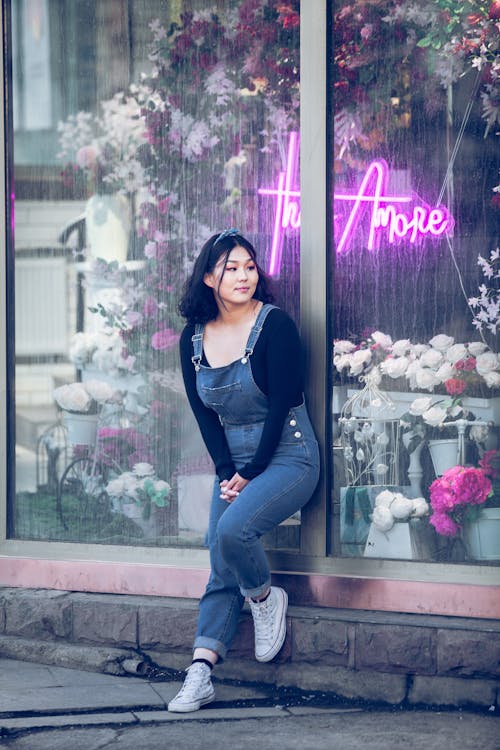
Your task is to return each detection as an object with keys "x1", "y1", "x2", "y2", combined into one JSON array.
[
  {"x1": 355, "y1": 623, "x2": 436, "y2": 674},
  {"x1": 437, "y1": 629, "x2": 500, "y2": 677},
  {"x1": 4, "y1": 589, "x2": 72, "y2": 641},
  {"x1": 138, "y1": 604, "x2": 197, "y2": 650},
  {"x1": 276, "y1": 663, "x2": 407, "y2": 705},
  {"x1": 409, "y1": 675, "x2": 497, "y2": 709},
  {"x1": 73, "y1": 599, "x2": 137, "y2": 647},
  {"x1": 292, "y1": 616, "x2": 350, "y2": 666}
]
